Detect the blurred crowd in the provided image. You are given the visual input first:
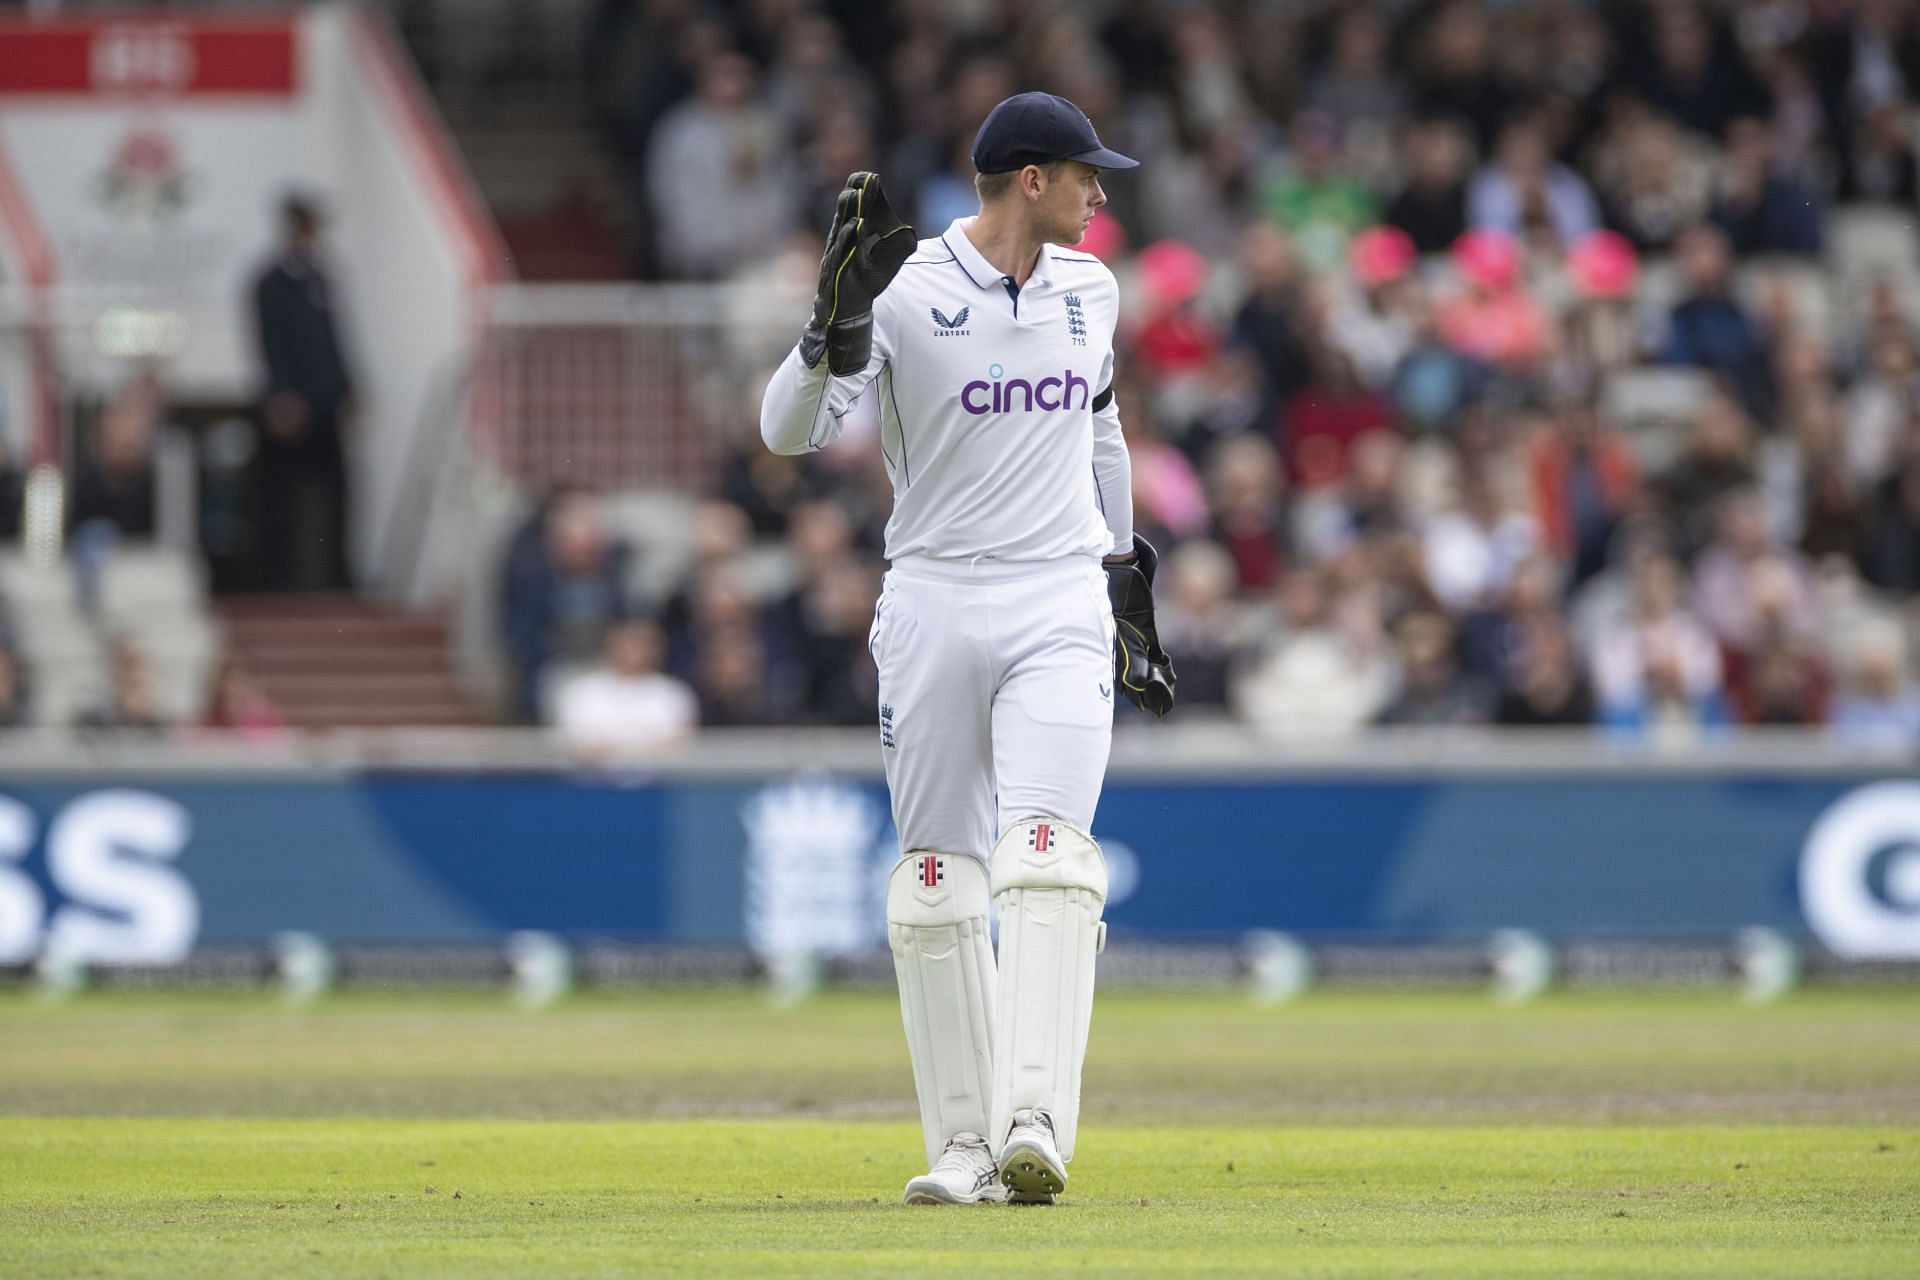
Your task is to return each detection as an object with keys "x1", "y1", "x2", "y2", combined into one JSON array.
[{"x1": 495, "y1": 0, "x2": 1920, "y2": 751}]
